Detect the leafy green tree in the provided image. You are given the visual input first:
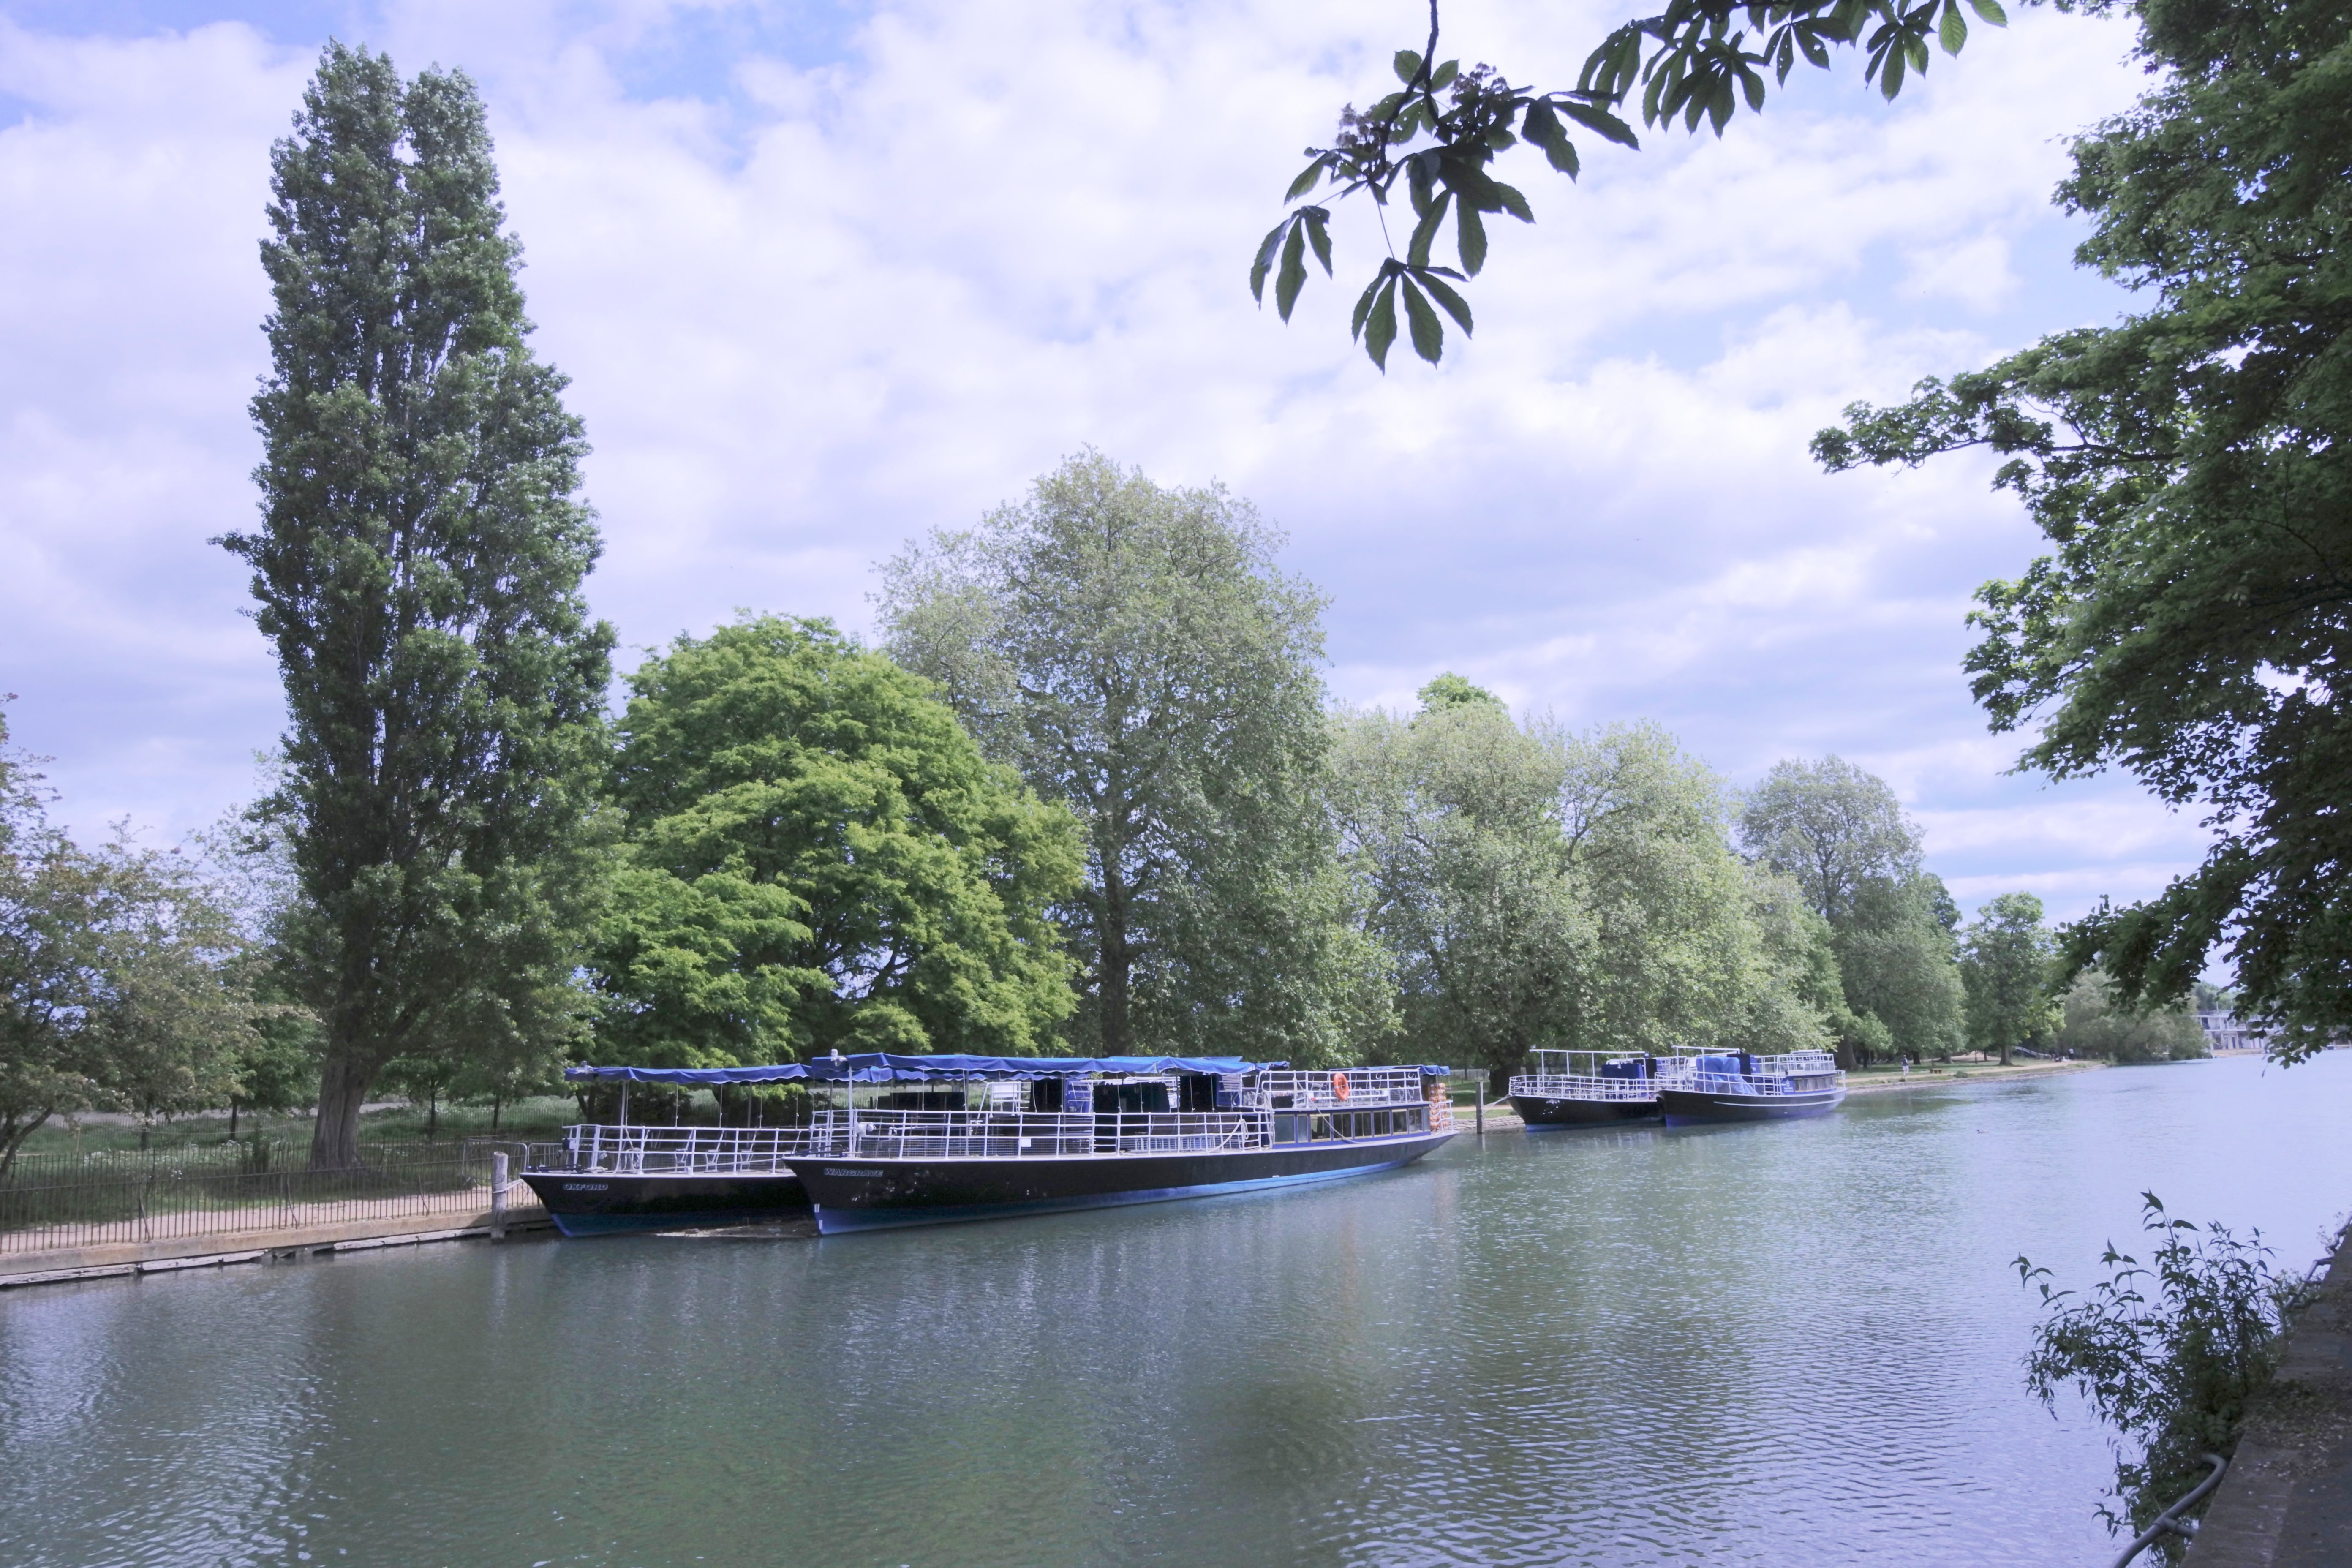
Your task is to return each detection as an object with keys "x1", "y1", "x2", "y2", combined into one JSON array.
[
  {"x1": 1333, "y1": 691, "x2": 1828, "y2": 1084},
  {"x1": 1256, "y1": 0, "x2": 2009, "y2": 365},
  {"x1": 224, "y1": 994, "x2": 321, "y2": 1139},
  {"x1": 591, "y1": 617, "x2": 1082, "y2": 1066},
  {"x1": 1739, "y1": 757, "x2": 1965, "y2": 1063},
  {"x1": 2019, "y1": 1195, "x2": 2319, "y2": 1555},
  {"x1": 0, "y1": 713, "x2": 256, "y2": 1172},
  {"x1": 2057, "y1": 970, "x2": 2210, "y2": 1063},
  {"x1": 879, "y1": 452, "x2": 1353, "y2": 1060},
  {"x1": 1738, "y1": 754, "x2": 1916, "y2": 923},
  {"x1": 82, "y1": 845, "x2": 256, "y2": 1151},
  {"x1": 1558, "y1": 721, "x2": 1822, "y2": 1062},
  {"x1": 1962, "y1": 891, "x2": 2063, "y2": 1064},
  {"x1": 218, "y1": 45, "x2": 614, "y2": 1167},
  {"x1": 1416, "y1": 671, "x2": 1508, "y2": 713},
  {"x1": 1331, "y1": 690, "x2": 1584, "y2": 1081},
  {"x1": 379, "y1": 1041, "x2": 464, "y2": 1137},
  {"x1": 1839, "y1": 874, "x2": 1969, "y2": 1062},
  {"x1": 1814, "y1": 0, "x2": 2352, "y2": 1062},
  {"x1": 190, "y1": 808, "x2": 321, "y2": 1138}
]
